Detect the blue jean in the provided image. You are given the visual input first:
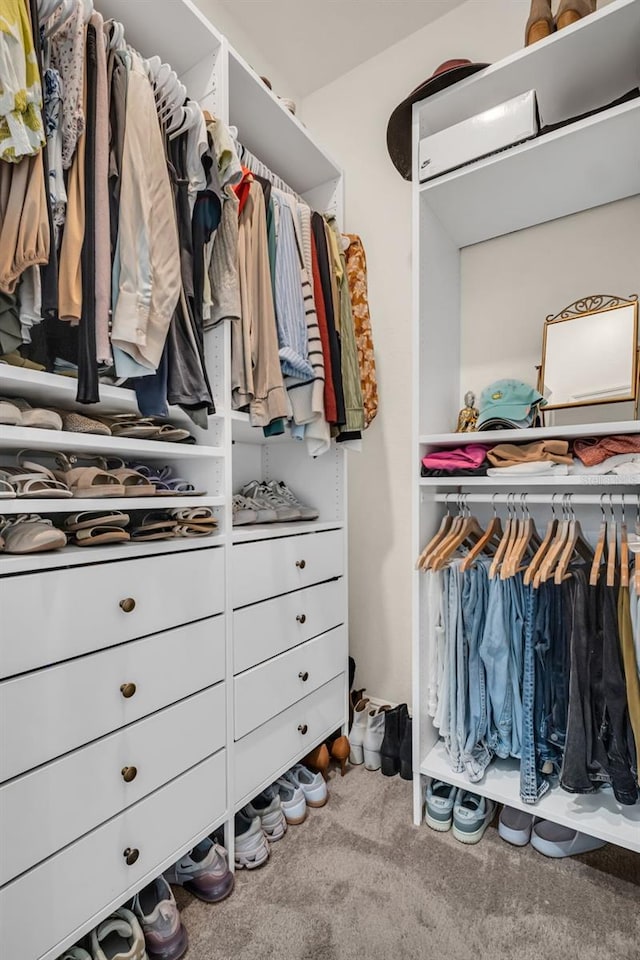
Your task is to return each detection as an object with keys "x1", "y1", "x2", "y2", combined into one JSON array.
[
  {"x1": 520, "y1": 585, "x2": 550, "y2": 803},
  {"x1": 480, "y1": 577, "x2": 513, "y2": 759},
  {"x1": 443, "y1": 563, "x2": 464, "y2": 773},
  {"x1": 507, "y1": 573, "x2": 526, "y2": 760},
  {"x1": 461, "y1": 560, "x2": 492, "y2": 781}
]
